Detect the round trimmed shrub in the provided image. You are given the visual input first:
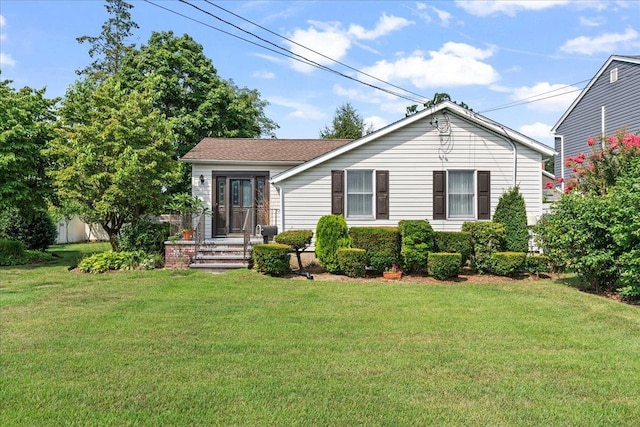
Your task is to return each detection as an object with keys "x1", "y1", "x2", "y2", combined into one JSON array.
[
  {"x1": 315, "y1": 215, "x2": 350, "y2": 274},
  {"x1": 493, "y1": 186, "x2": 529, "y2": 252},
  {"x1": 427, "y1": 252, "x2": 462, "y2": 280},
  {"x1": 252, "y1": 243, "x2": 292, "y2": 277},
  {"x1": 337, "y1": 248, "x2": 367, "y2": 278},
  {"x1": 526, "y1": 255, "x2": 551, "y2": 277},
  {"x1": 491, "y1": 252, "x2": 527, "y2": 277},
  {"x1": 398, "y1": 219, "x2": 434, "y2": 274},
  {"x1": 433, "y1": 231, "x2": 472, "y2": 267},
  {"x1": 274, "y1": 230, "x2": 313, "y2": 251}
]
